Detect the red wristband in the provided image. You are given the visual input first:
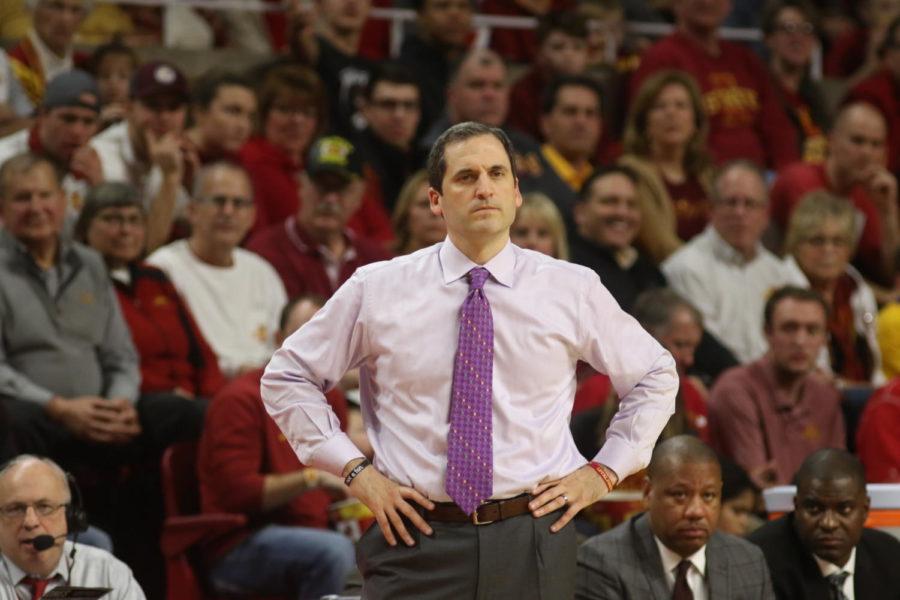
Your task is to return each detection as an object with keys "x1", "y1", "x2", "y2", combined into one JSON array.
[{"x1": 589, "y1": 461, "x2": 615, "y2": 492}]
